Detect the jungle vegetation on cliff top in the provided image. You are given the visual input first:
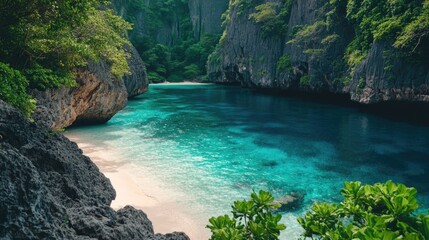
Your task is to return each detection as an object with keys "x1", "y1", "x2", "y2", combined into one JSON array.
[
  {"x1": 0, "y1": 0, "x2": 131, "y2": 117},
  {"x1": 116, "y1": 0, "x2": 220, "y2": 83}
]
